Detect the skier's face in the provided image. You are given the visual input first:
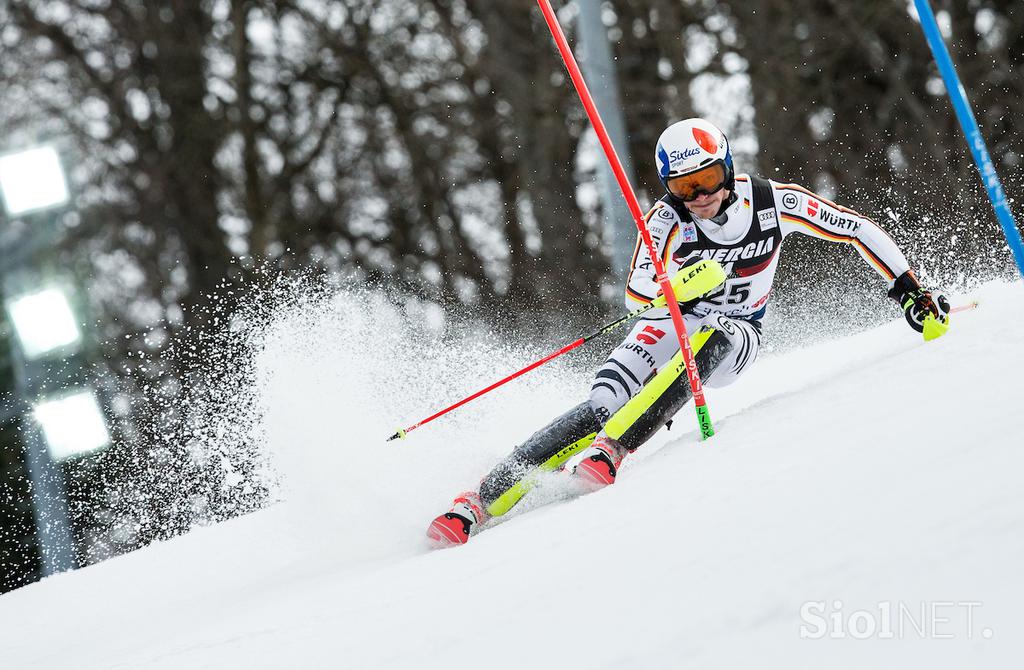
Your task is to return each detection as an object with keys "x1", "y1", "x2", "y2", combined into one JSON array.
[{"x1": 684, "y1": 187, "x2": 730, "y2": 219}]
